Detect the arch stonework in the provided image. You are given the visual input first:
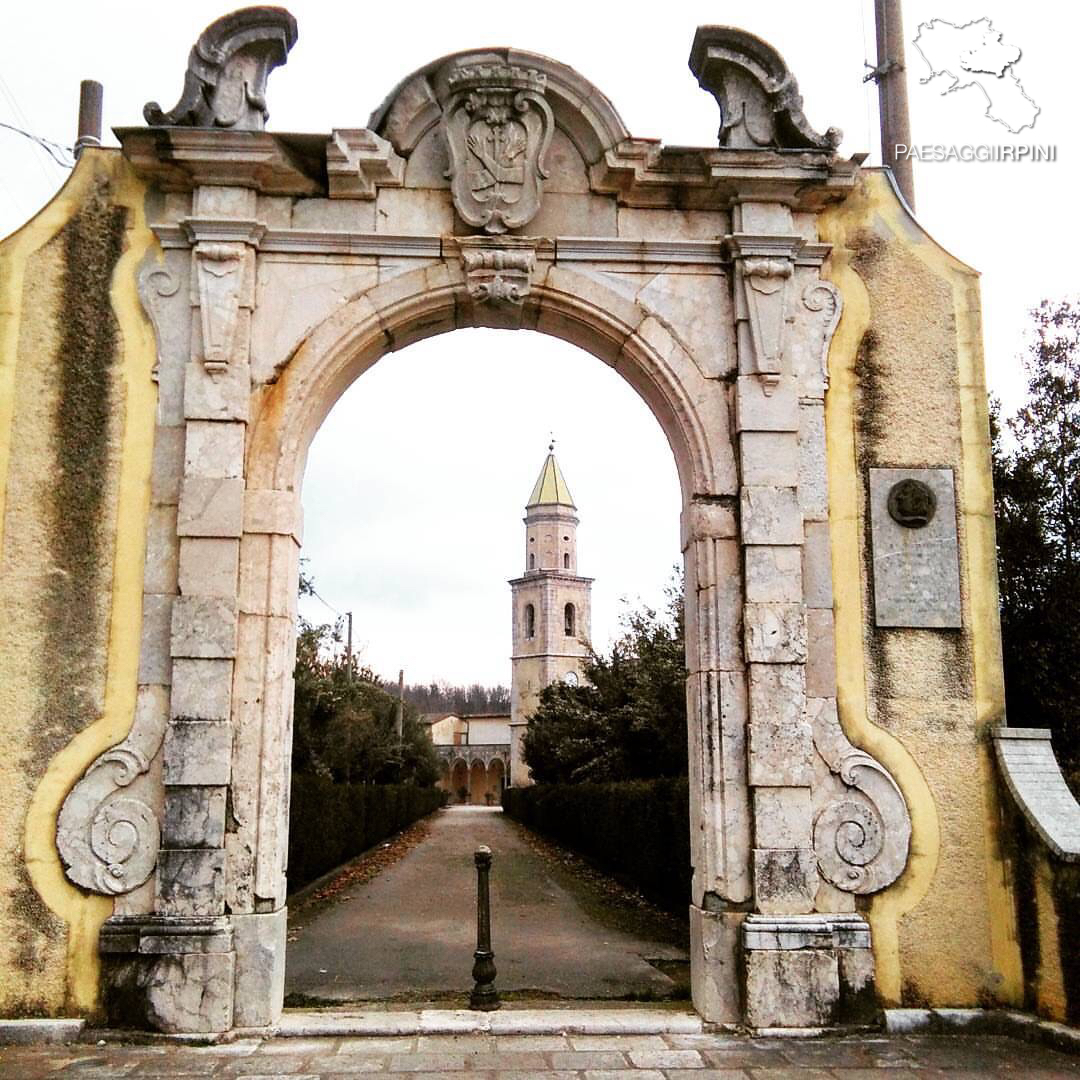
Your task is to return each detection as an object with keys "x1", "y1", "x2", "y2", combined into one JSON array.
[{"x1": 29, "y1": 16, "x2": 953, "y2": 1036}]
